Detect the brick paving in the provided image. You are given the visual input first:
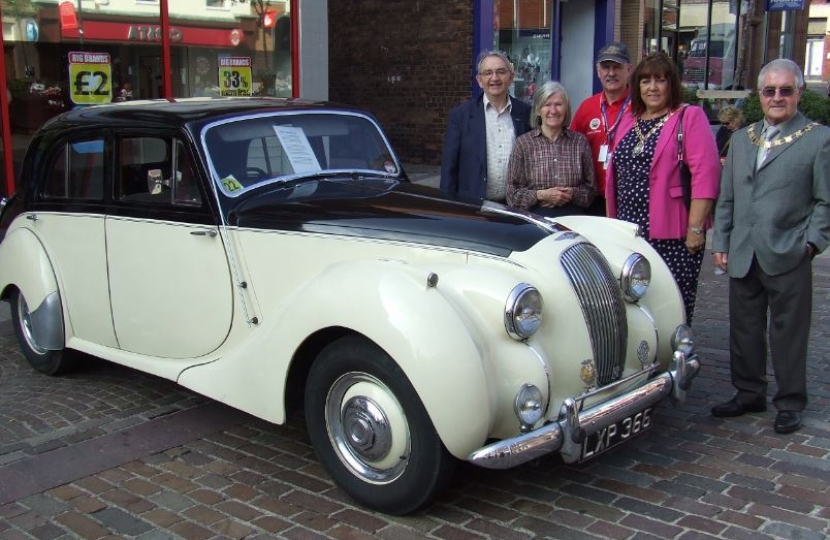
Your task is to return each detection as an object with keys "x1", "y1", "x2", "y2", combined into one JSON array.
[{"x1": 1, "y1": 223, "x2": 829, "y2": 539}]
